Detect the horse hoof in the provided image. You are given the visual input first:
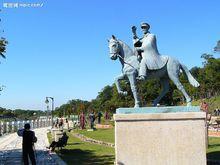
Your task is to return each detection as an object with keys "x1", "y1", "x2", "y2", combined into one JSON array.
[
  {"x1": 187, "y1": 102, "x2": 192, "y2": 106},
  {"x1": 123, "y1": 91, "x2": 128, "y2": 96},
  {"x1": 136, "y1": 75, "x2": 146, "y2": 81},
  {"x1": 134, "y1": 105, "x2": 140, "y2": 108}
]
